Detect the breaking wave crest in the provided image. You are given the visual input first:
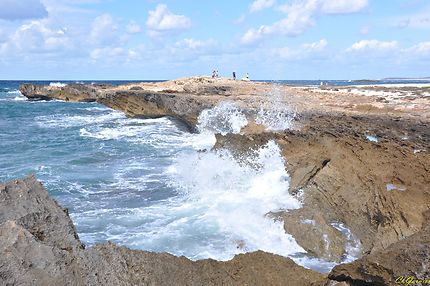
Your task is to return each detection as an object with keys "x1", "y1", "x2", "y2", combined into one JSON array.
[{"x1": 197, "y1": 101, "x2": 248, "y2": 135}]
